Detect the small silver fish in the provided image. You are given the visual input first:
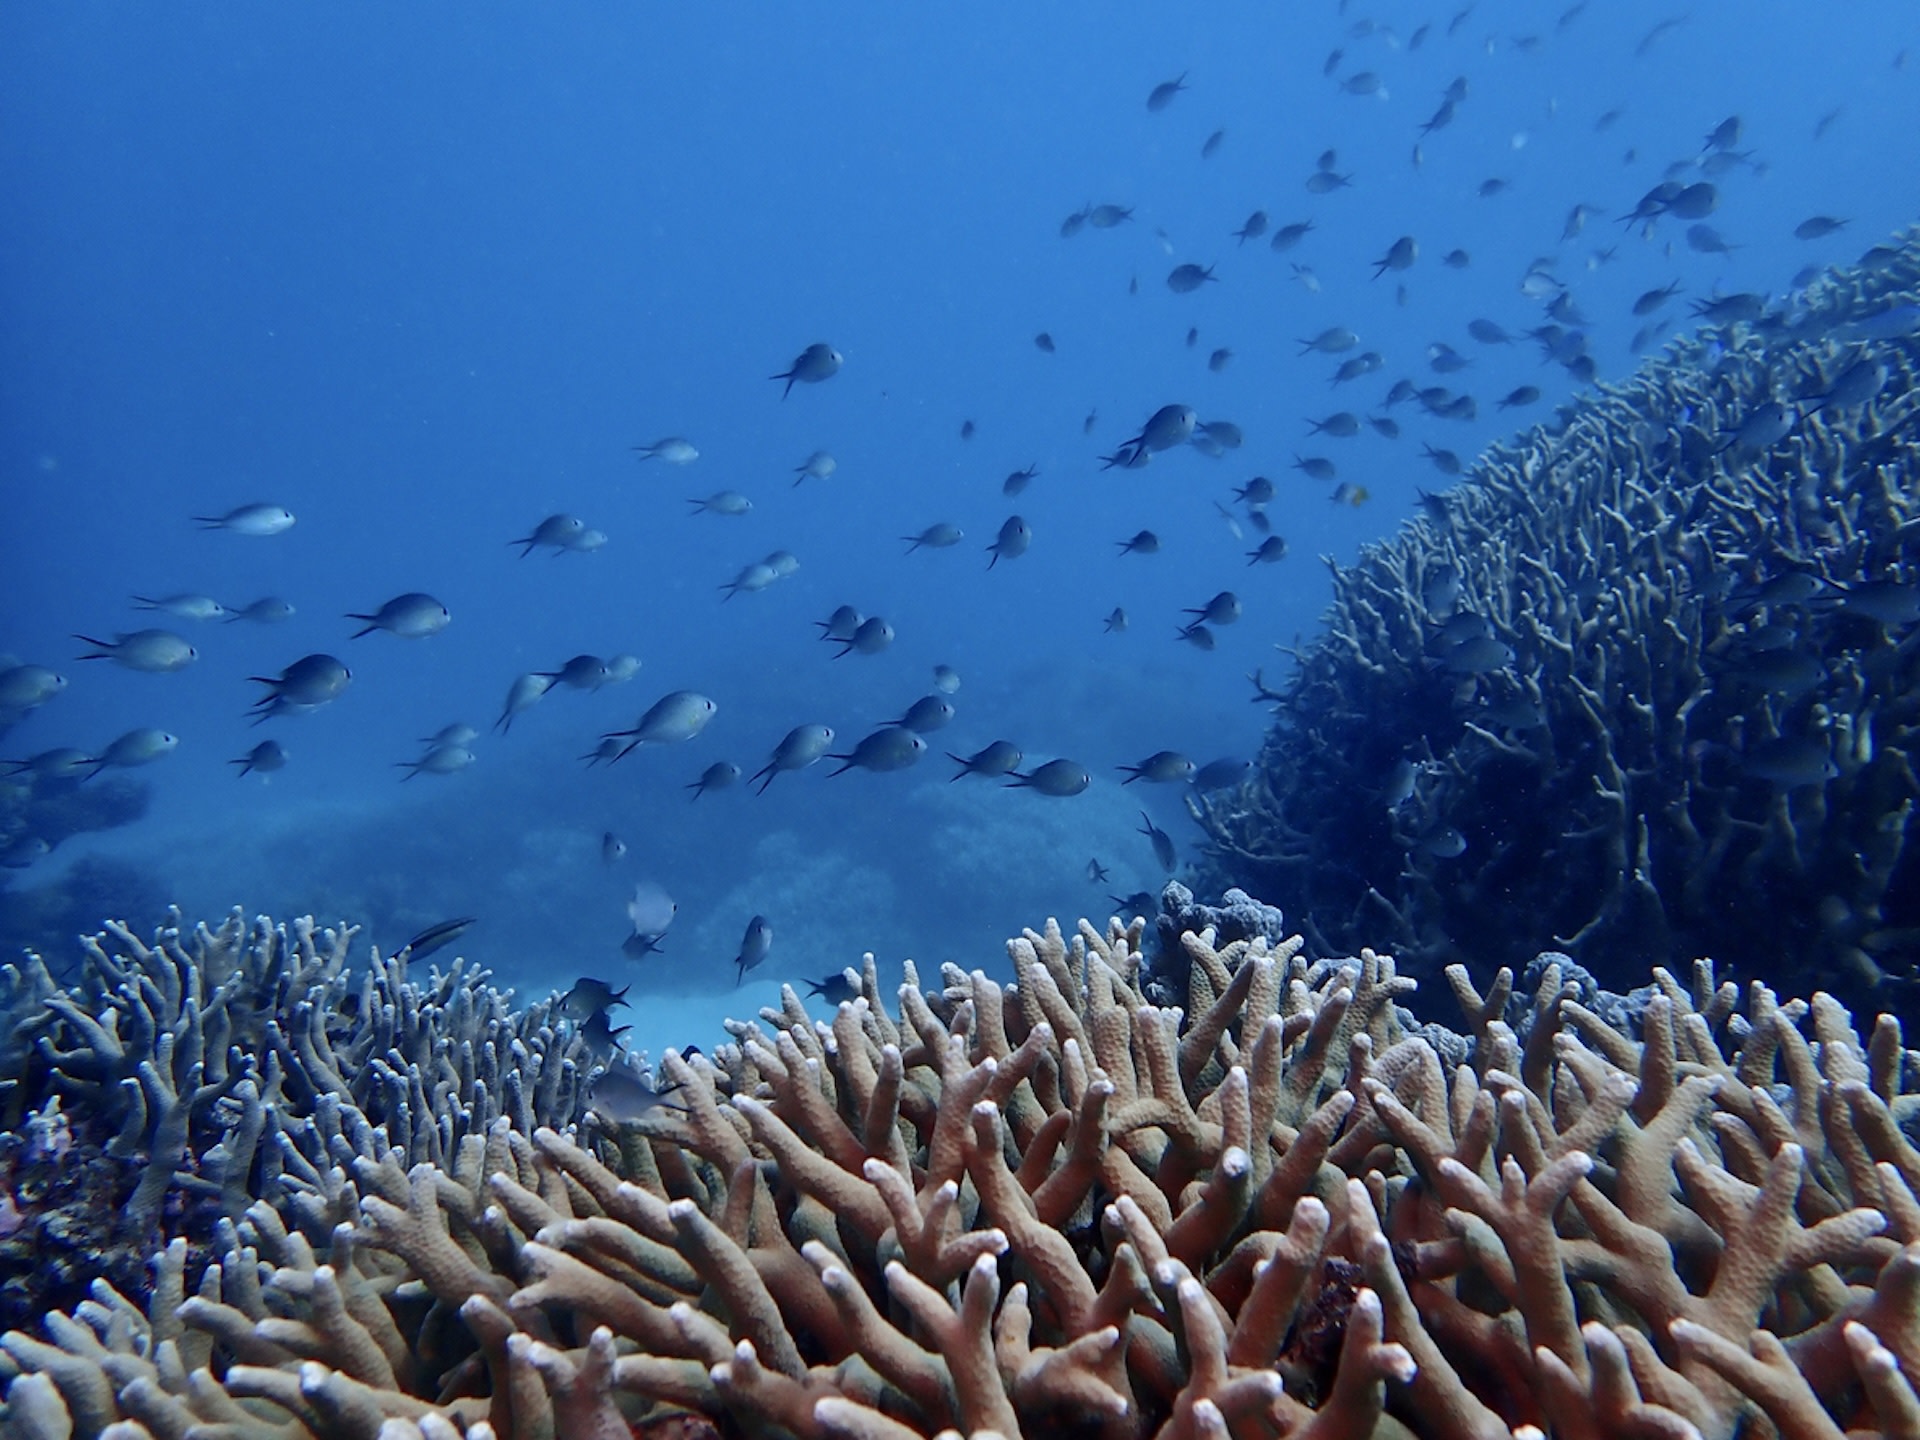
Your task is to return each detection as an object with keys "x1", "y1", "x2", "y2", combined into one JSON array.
[
  {"x1": 605, "y1": 692, "x2": 718, "y2": 757},
  {"x1": 496, "y1": 672, "x2": 557, "y2": 733},
  {"x1": 390, "y1": 917, "x2": 476, "y2": 963},
  {"x1": 227, "y1": 596, "x2": 296, "y2": 624},
  {"x1": 131, "y1": 593, "x2": 230, "y2": 621},
  {"x1": 347, "y1": 593, "x2": 450, "y2": 640},
  {"x1": 631, "y1": 436, "x2": 700, "y2": 464},
  {"x1": 194, "y1": 503, "x2": 295, "y2": 536},
  {"x1": 84, "y1": 728, "x2": 179, "y2": 776},
  {"x1": 397, "y1": 744, "x2": 474, "y2": 780},
  {"x1": 904, "y1": 522, "x2": 965, "y2": 552},
  {"x1": 511, "y1": 514, "x2": 587, "y2": 557},
  {"x1": 771, "y1": 342, "x2": 843, "y2": 397},
  {"x1": 753, "y1": 724, "x2": 835, "y2": 794},
  {"x1": 74, "y1": 629, "x2": 198, "y2": 673},
  {"x1": 588, "y1": 1061, "x2": 686, "y2": 1126},
  {"x1": 987, "y1": 516, "x2": 1032, "y2": 568},
  {"x1": 833, "y1": 617, "x2": 895, "y2": 658}
]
